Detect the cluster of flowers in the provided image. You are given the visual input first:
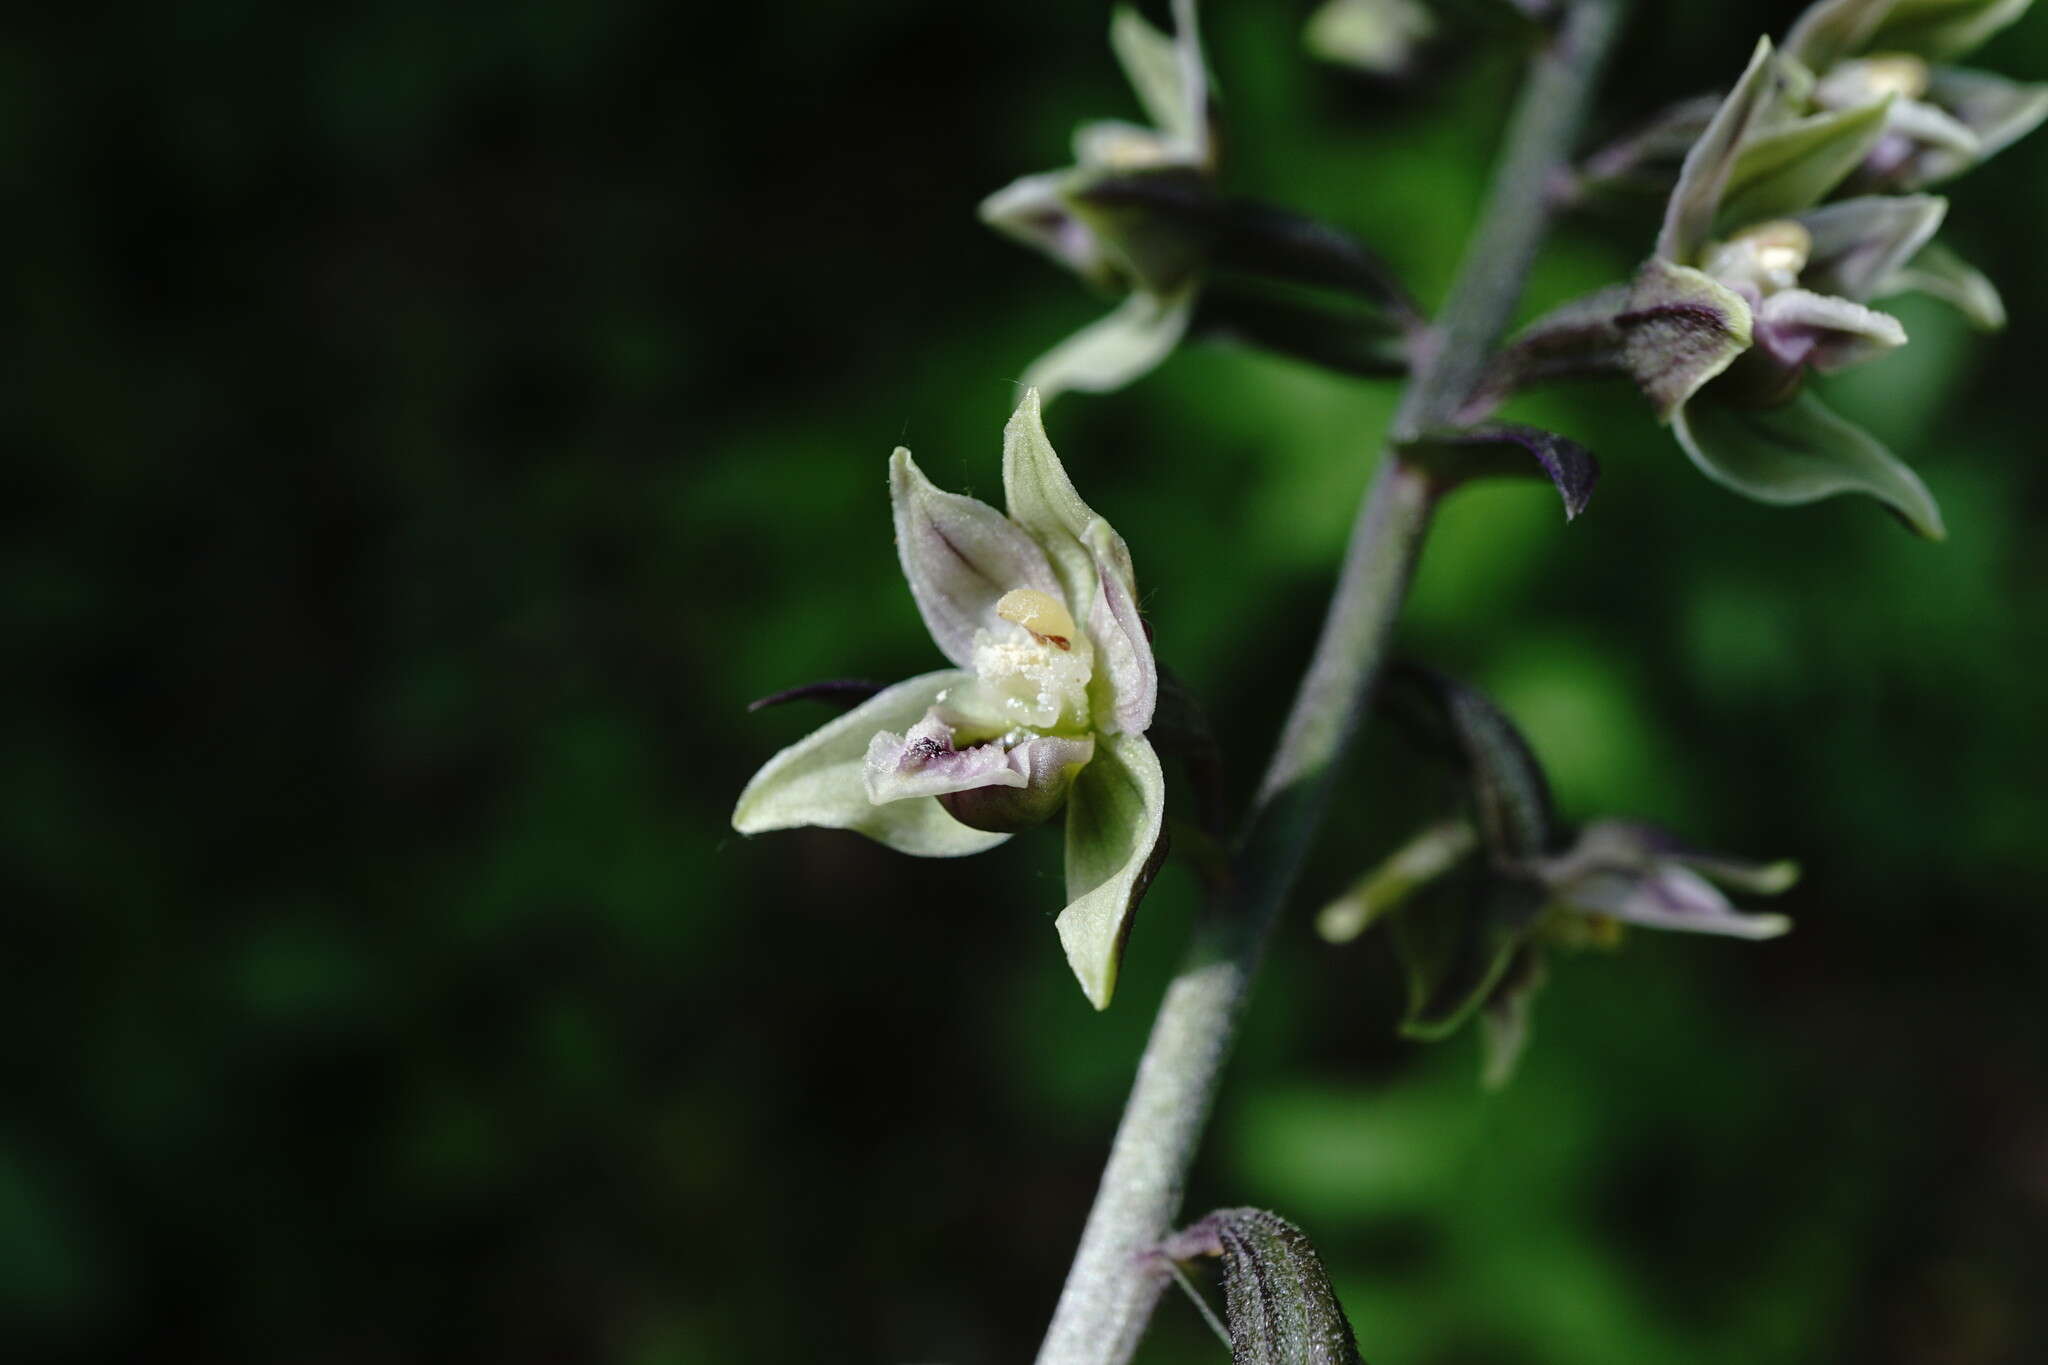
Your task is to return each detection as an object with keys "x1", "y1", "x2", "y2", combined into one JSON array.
[
  {"x1": 730, "y1": 0, "x2": 2038, "y2": 1045},
  {"x1": 1486, "y1": 0, "x2": 2045, "y2": 538}
]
